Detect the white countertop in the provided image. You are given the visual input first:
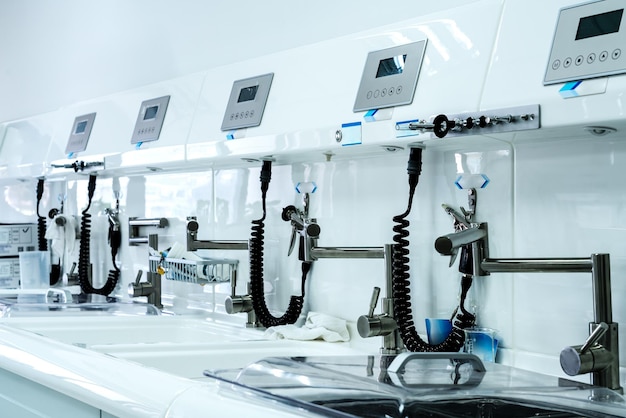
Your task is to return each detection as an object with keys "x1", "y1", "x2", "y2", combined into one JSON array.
[{"x1": 0, "y1": 314, "x2": 368, "y2": 417}]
